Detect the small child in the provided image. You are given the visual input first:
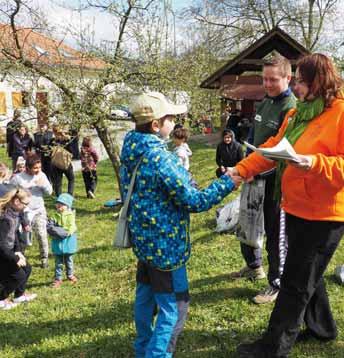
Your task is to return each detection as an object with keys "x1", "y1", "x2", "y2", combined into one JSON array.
[
  {"x1": 47, "y1": 193, "x2": 78, "y2": 288},
  {"x1": 172, "y1": 126, "x2": 199, "y2": 188},
  {"x1": 80, "y1": 136, "x2": 99, "y2": 199},
  {"x1": 13, "y1": 156, "x2": 26, "y2": 175},
  {"x1": 172, "y1": 127, "x2": 192, "y2": 171}
]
